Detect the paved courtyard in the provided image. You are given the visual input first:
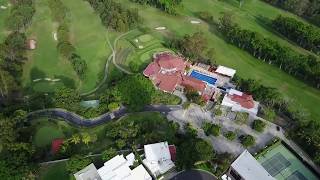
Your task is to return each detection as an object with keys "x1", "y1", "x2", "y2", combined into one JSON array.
[{"x1": 167, "y1": 104, "x2": 285, "y2": 156}]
